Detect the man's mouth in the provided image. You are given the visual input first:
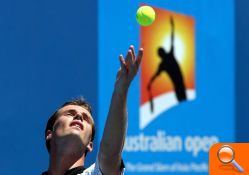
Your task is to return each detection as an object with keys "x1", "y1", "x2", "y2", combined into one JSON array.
[{"x1": 70, "y1": 121, "x2": 83, "y2": 130}]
